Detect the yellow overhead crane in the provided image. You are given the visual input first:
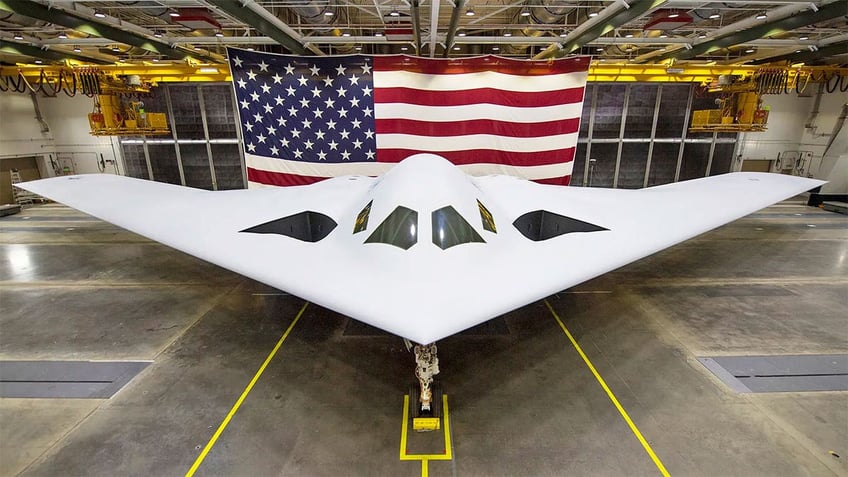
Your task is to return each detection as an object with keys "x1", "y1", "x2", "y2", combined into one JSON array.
[{"x1": 2, "y1": 62, "x2": 846, "y2": 136}]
